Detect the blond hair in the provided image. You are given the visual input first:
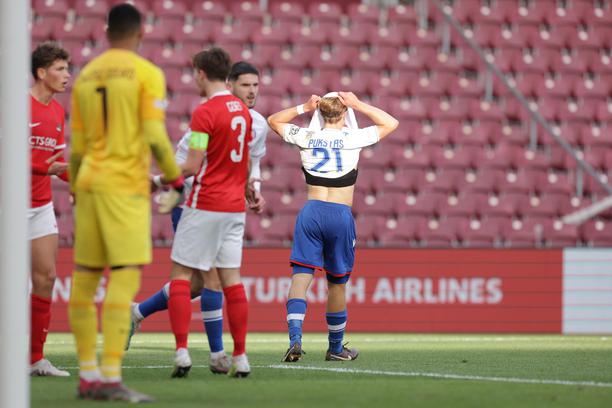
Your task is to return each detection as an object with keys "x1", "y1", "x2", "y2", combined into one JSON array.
[{"x1": 318, "y1": 97, "x2": 347, "y2": 124}]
